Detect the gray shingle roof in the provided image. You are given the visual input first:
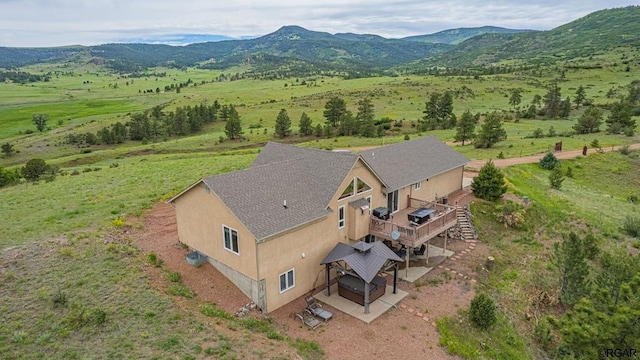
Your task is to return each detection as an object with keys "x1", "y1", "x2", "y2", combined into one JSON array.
[
  {"x1": 321, "y1": 241, "x2": 402, "y2": 283},
  {"x1": 203, "y1": 142, "x2": 359, "y2": 241},
  {"x1": 357, "y1": 136, "x2": 469, "y2": 191}
]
